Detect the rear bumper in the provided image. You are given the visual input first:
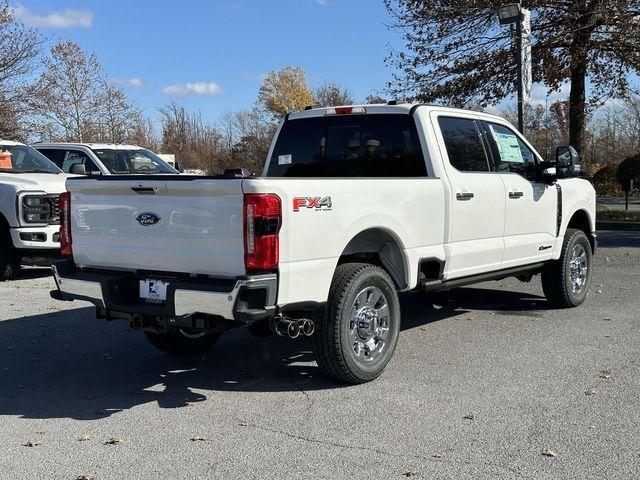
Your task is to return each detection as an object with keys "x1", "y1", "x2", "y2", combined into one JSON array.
[{"x1": 51, "y1": 259, "x2": 277, "y2": 322}]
